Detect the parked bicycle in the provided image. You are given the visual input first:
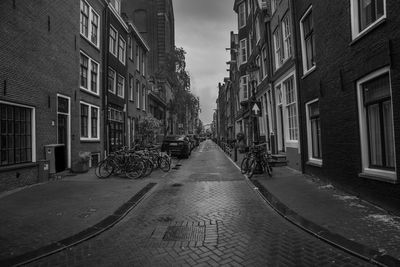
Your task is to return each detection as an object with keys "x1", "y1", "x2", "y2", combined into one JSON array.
[{"x1": 240, "y1": 144, "x2": 272, "y2": 178}]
